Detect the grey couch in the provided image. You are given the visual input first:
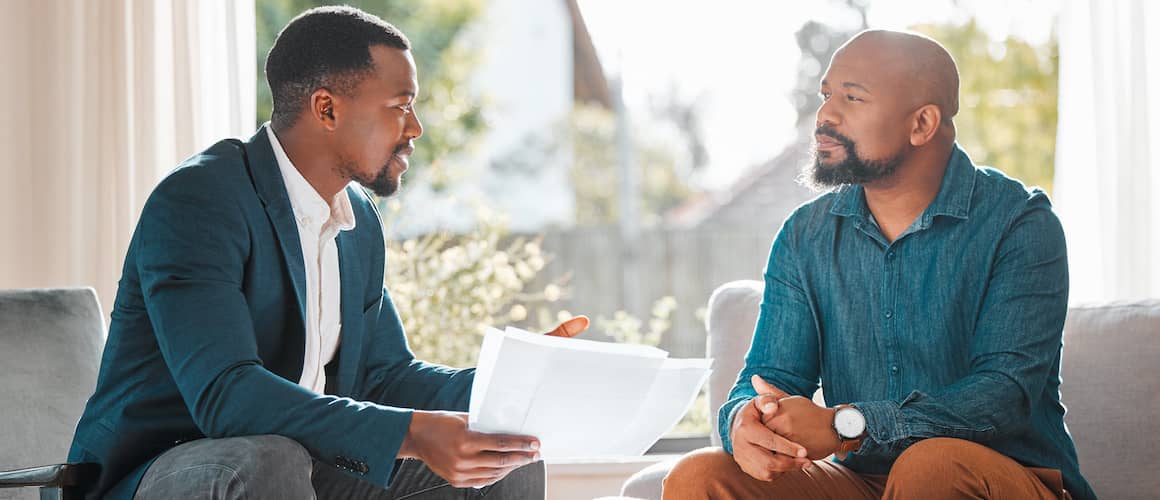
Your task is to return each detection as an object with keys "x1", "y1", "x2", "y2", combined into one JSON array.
[{"x1": 622, "y1": 280, "x2": 1160, "y2": 499}]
